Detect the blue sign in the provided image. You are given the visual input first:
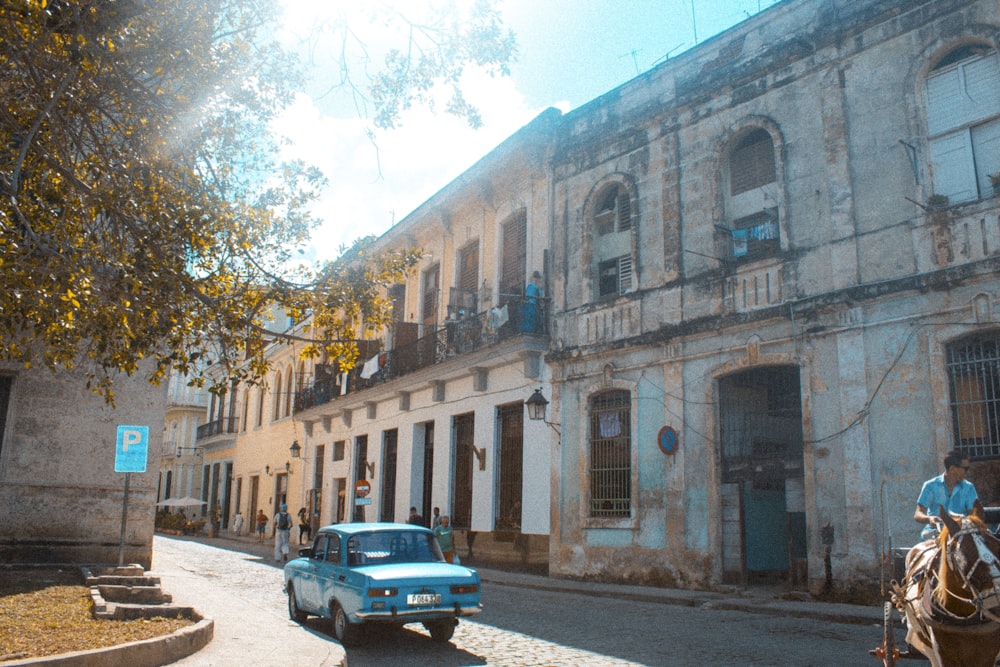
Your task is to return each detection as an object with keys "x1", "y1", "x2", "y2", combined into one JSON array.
[
  {"x1": 658, "y1": 426, "x2": 679, "y2": 456},
  {"x1": 115, "y1": 425, "x2": 149, "y2": 473}
]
